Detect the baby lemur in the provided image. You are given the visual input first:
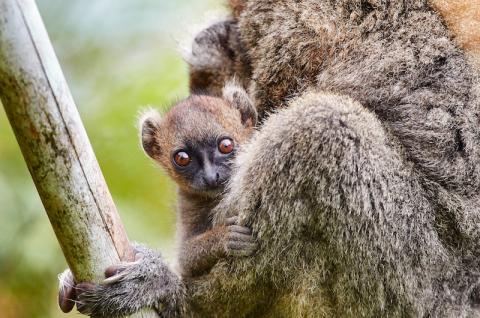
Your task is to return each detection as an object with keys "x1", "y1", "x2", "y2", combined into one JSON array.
[{"x1": 140, "y1": 82, "x2": 257, "y2": 277}]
